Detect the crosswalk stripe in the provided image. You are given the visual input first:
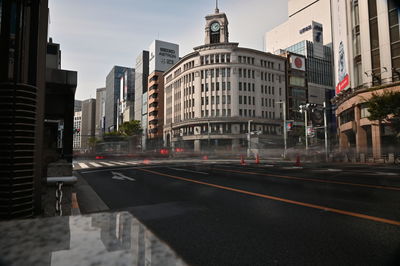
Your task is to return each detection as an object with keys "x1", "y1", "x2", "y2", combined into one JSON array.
[
  {"x1": 89, "y1": 162, "x2": 102, "y2": 168},
  {"x1": 78, "y1": 163, "x2": 89, "y2": 169},
  {"x1": 99, "y1": 162, "x2": 115, "y2": 166},
  {"x1": 109, "y1": 161, "x2": 127, "y2": 165},
  {"x1": 126, "y1": 161, "x2": 139, "y2": 165}
]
